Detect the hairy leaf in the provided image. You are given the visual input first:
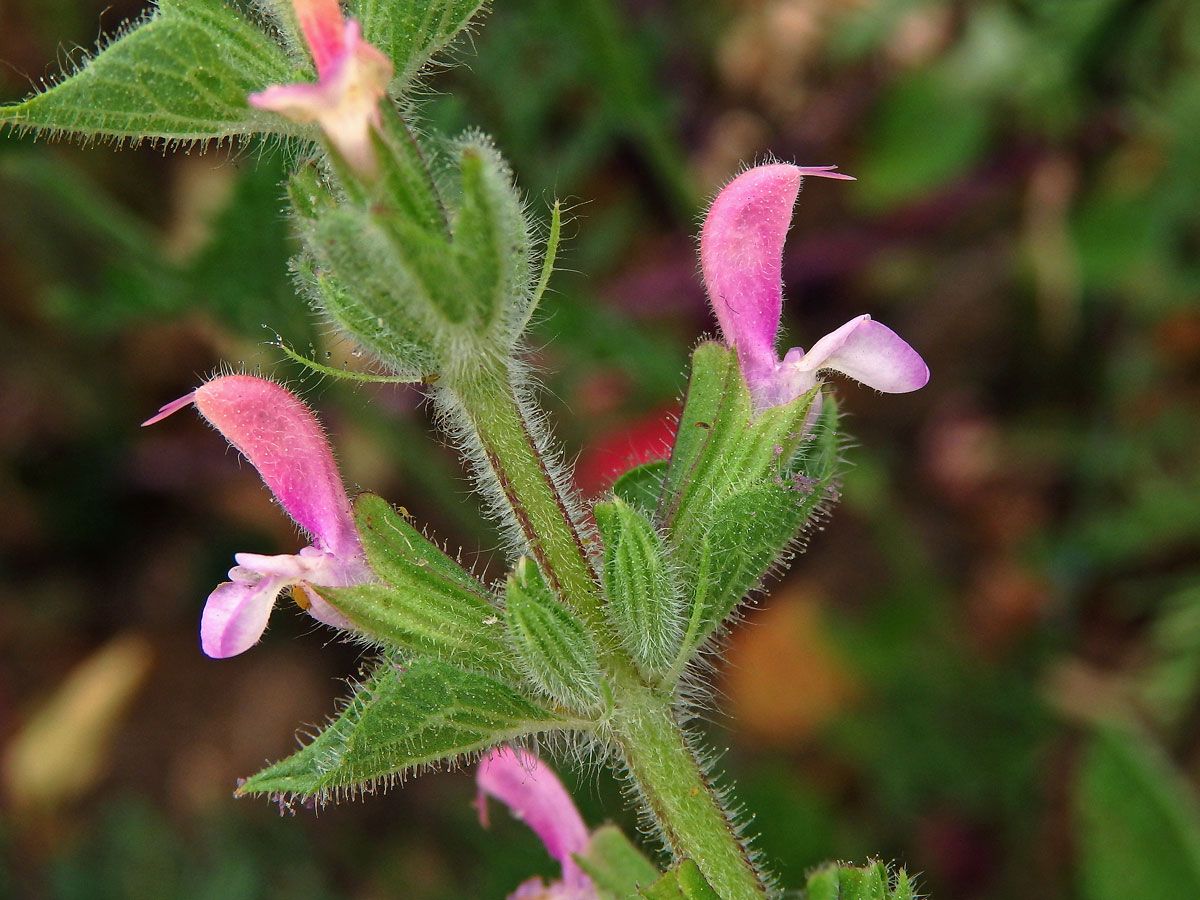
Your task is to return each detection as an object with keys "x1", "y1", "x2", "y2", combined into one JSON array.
[
  {"x1": 237, "y1": 658, "x2": 563, "y2": 799},
  {"x1": 0, "y1": 0, "x2": 294, "y2": 144},
  {"x1": 355, "y1": 0, "x2": 490, "y2": 93}
]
